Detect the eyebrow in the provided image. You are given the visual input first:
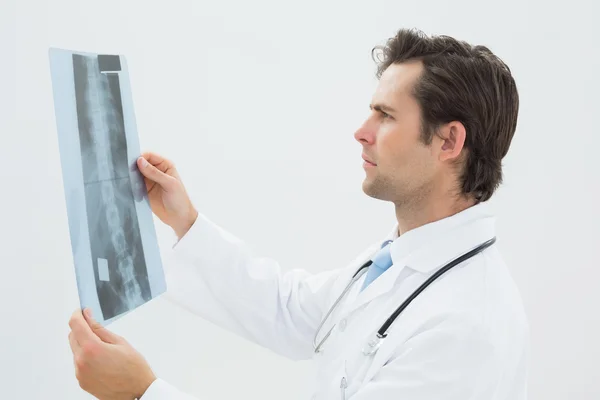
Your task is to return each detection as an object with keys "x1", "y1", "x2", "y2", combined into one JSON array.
[{"x1": 370, "y1": 103, "x2": 397, "y2": 115}]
